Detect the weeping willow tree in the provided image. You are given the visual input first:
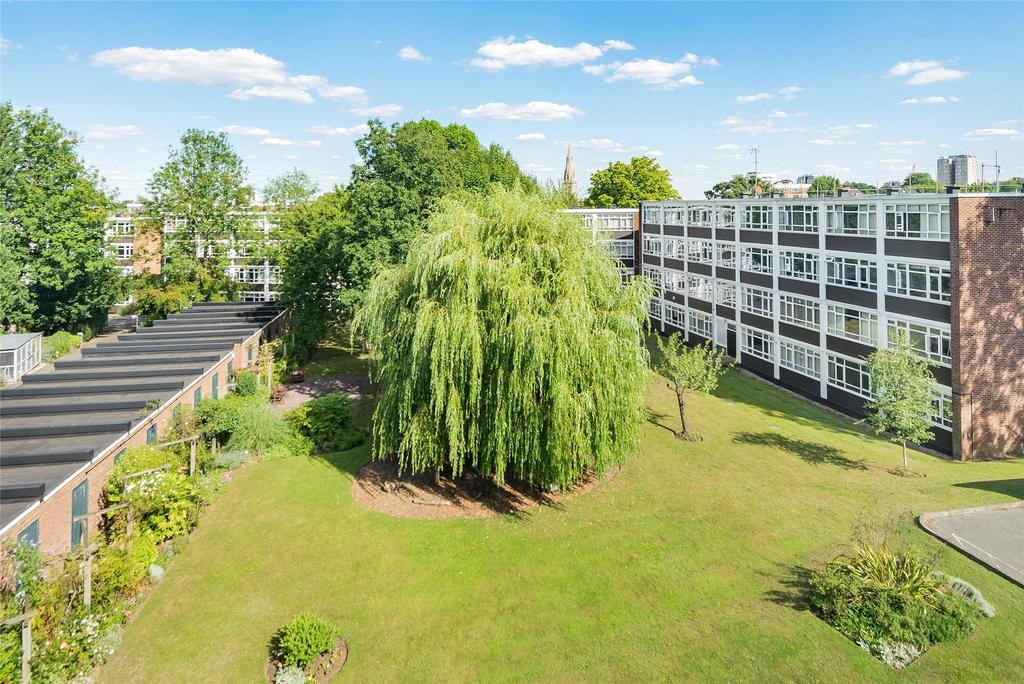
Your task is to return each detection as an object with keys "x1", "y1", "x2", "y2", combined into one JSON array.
[{"x1": 354, "y1": 185, "x2": 651, "y2": 489}]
